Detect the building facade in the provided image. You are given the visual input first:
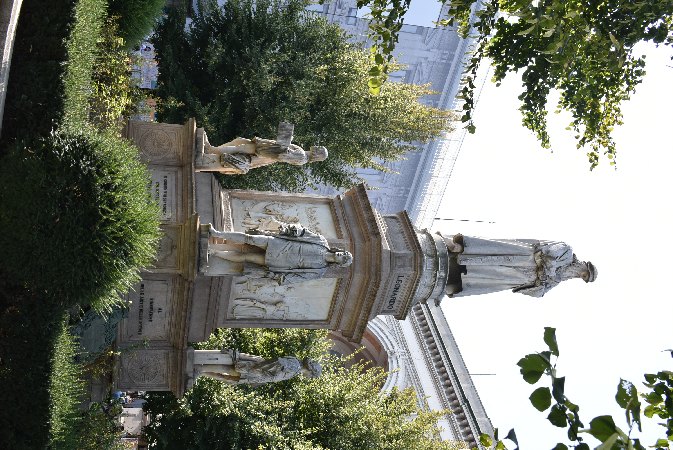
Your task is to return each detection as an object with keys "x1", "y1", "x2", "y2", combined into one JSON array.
[{"x1": 311, "y1": 0, "x2": 479, "y2": 229}]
